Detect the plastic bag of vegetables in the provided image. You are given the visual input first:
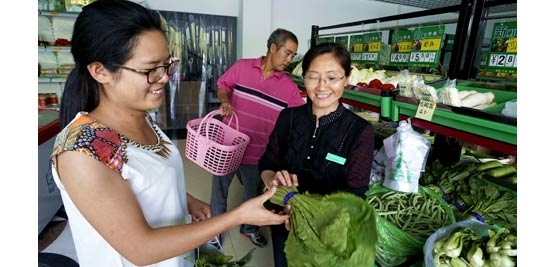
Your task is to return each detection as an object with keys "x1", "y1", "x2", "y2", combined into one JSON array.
[
  {"x1": 382, "y1": 119, "x2": 432, "y2": 193},
  {"x1": 269, "y1": 185, "x2": 377, "y2": 267},
  {"x1": 365, "y1": 183, "x2": 456, "y2": 267}
]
